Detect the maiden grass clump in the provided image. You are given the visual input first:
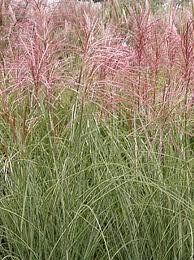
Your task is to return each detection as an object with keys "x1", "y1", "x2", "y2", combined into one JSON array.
[{"x1": 0, "y1": 0, "x2": 193, "y2": 259}]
